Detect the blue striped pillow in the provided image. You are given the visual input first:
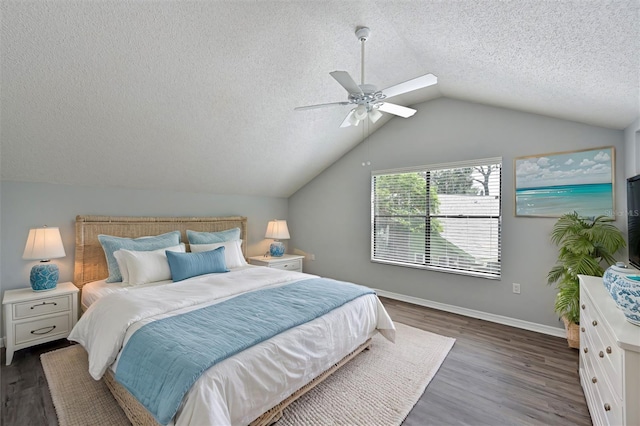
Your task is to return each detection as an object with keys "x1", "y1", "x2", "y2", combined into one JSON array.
[{"x1": 166, "y1": 247, "x2": 229, "y2": 282}]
